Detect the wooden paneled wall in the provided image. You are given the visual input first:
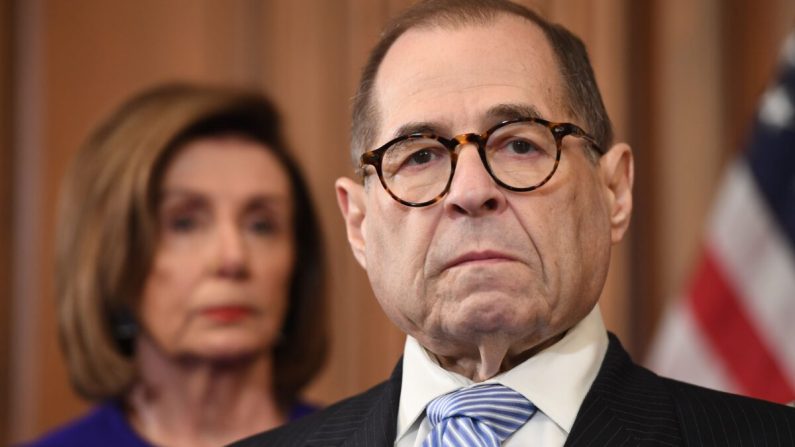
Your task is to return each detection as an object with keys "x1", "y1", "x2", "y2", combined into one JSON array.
[
  {"x1": 2, "y1": 0, "x2": 793, "y2": 444},
  {"x1": 1, "y1": 0, "x2": 14, "y2": 441}
]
